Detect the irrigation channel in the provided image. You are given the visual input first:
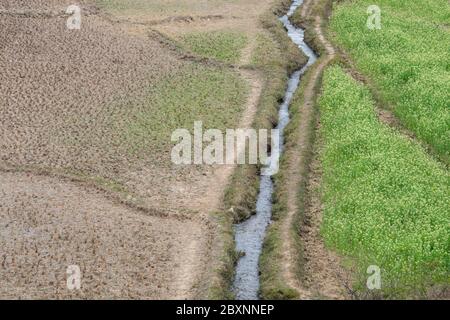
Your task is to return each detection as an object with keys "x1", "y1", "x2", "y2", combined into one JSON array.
[{"x1": 232, "y1": 0, "x2": 317, "y2": 300}]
